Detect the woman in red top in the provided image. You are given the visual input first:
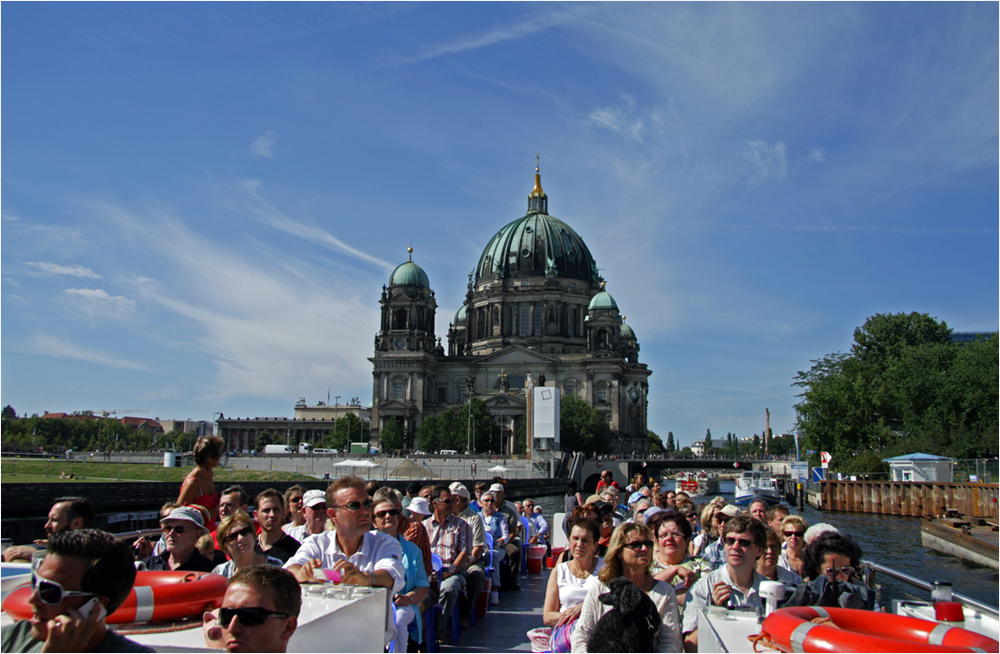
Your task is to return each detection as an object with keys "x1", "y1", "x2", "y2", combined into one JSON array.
[{"x1": 177, "y1": 435, "x2": 224, "y2": 525}]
